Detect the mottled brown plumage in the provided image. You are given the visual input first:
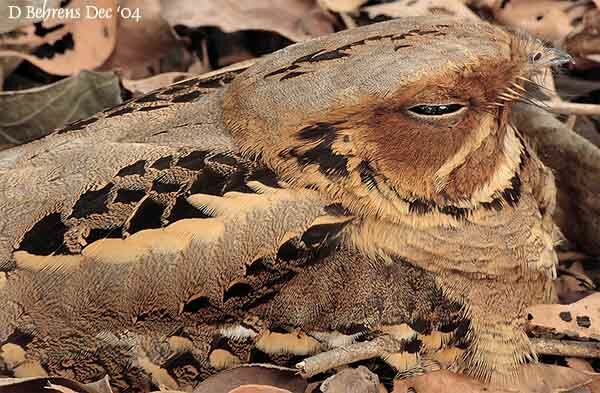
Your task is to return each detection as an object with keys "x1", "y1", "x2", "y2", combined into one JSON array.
[{"x1": 0, "y1": 16, "x2": 566, "y2": 391}]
